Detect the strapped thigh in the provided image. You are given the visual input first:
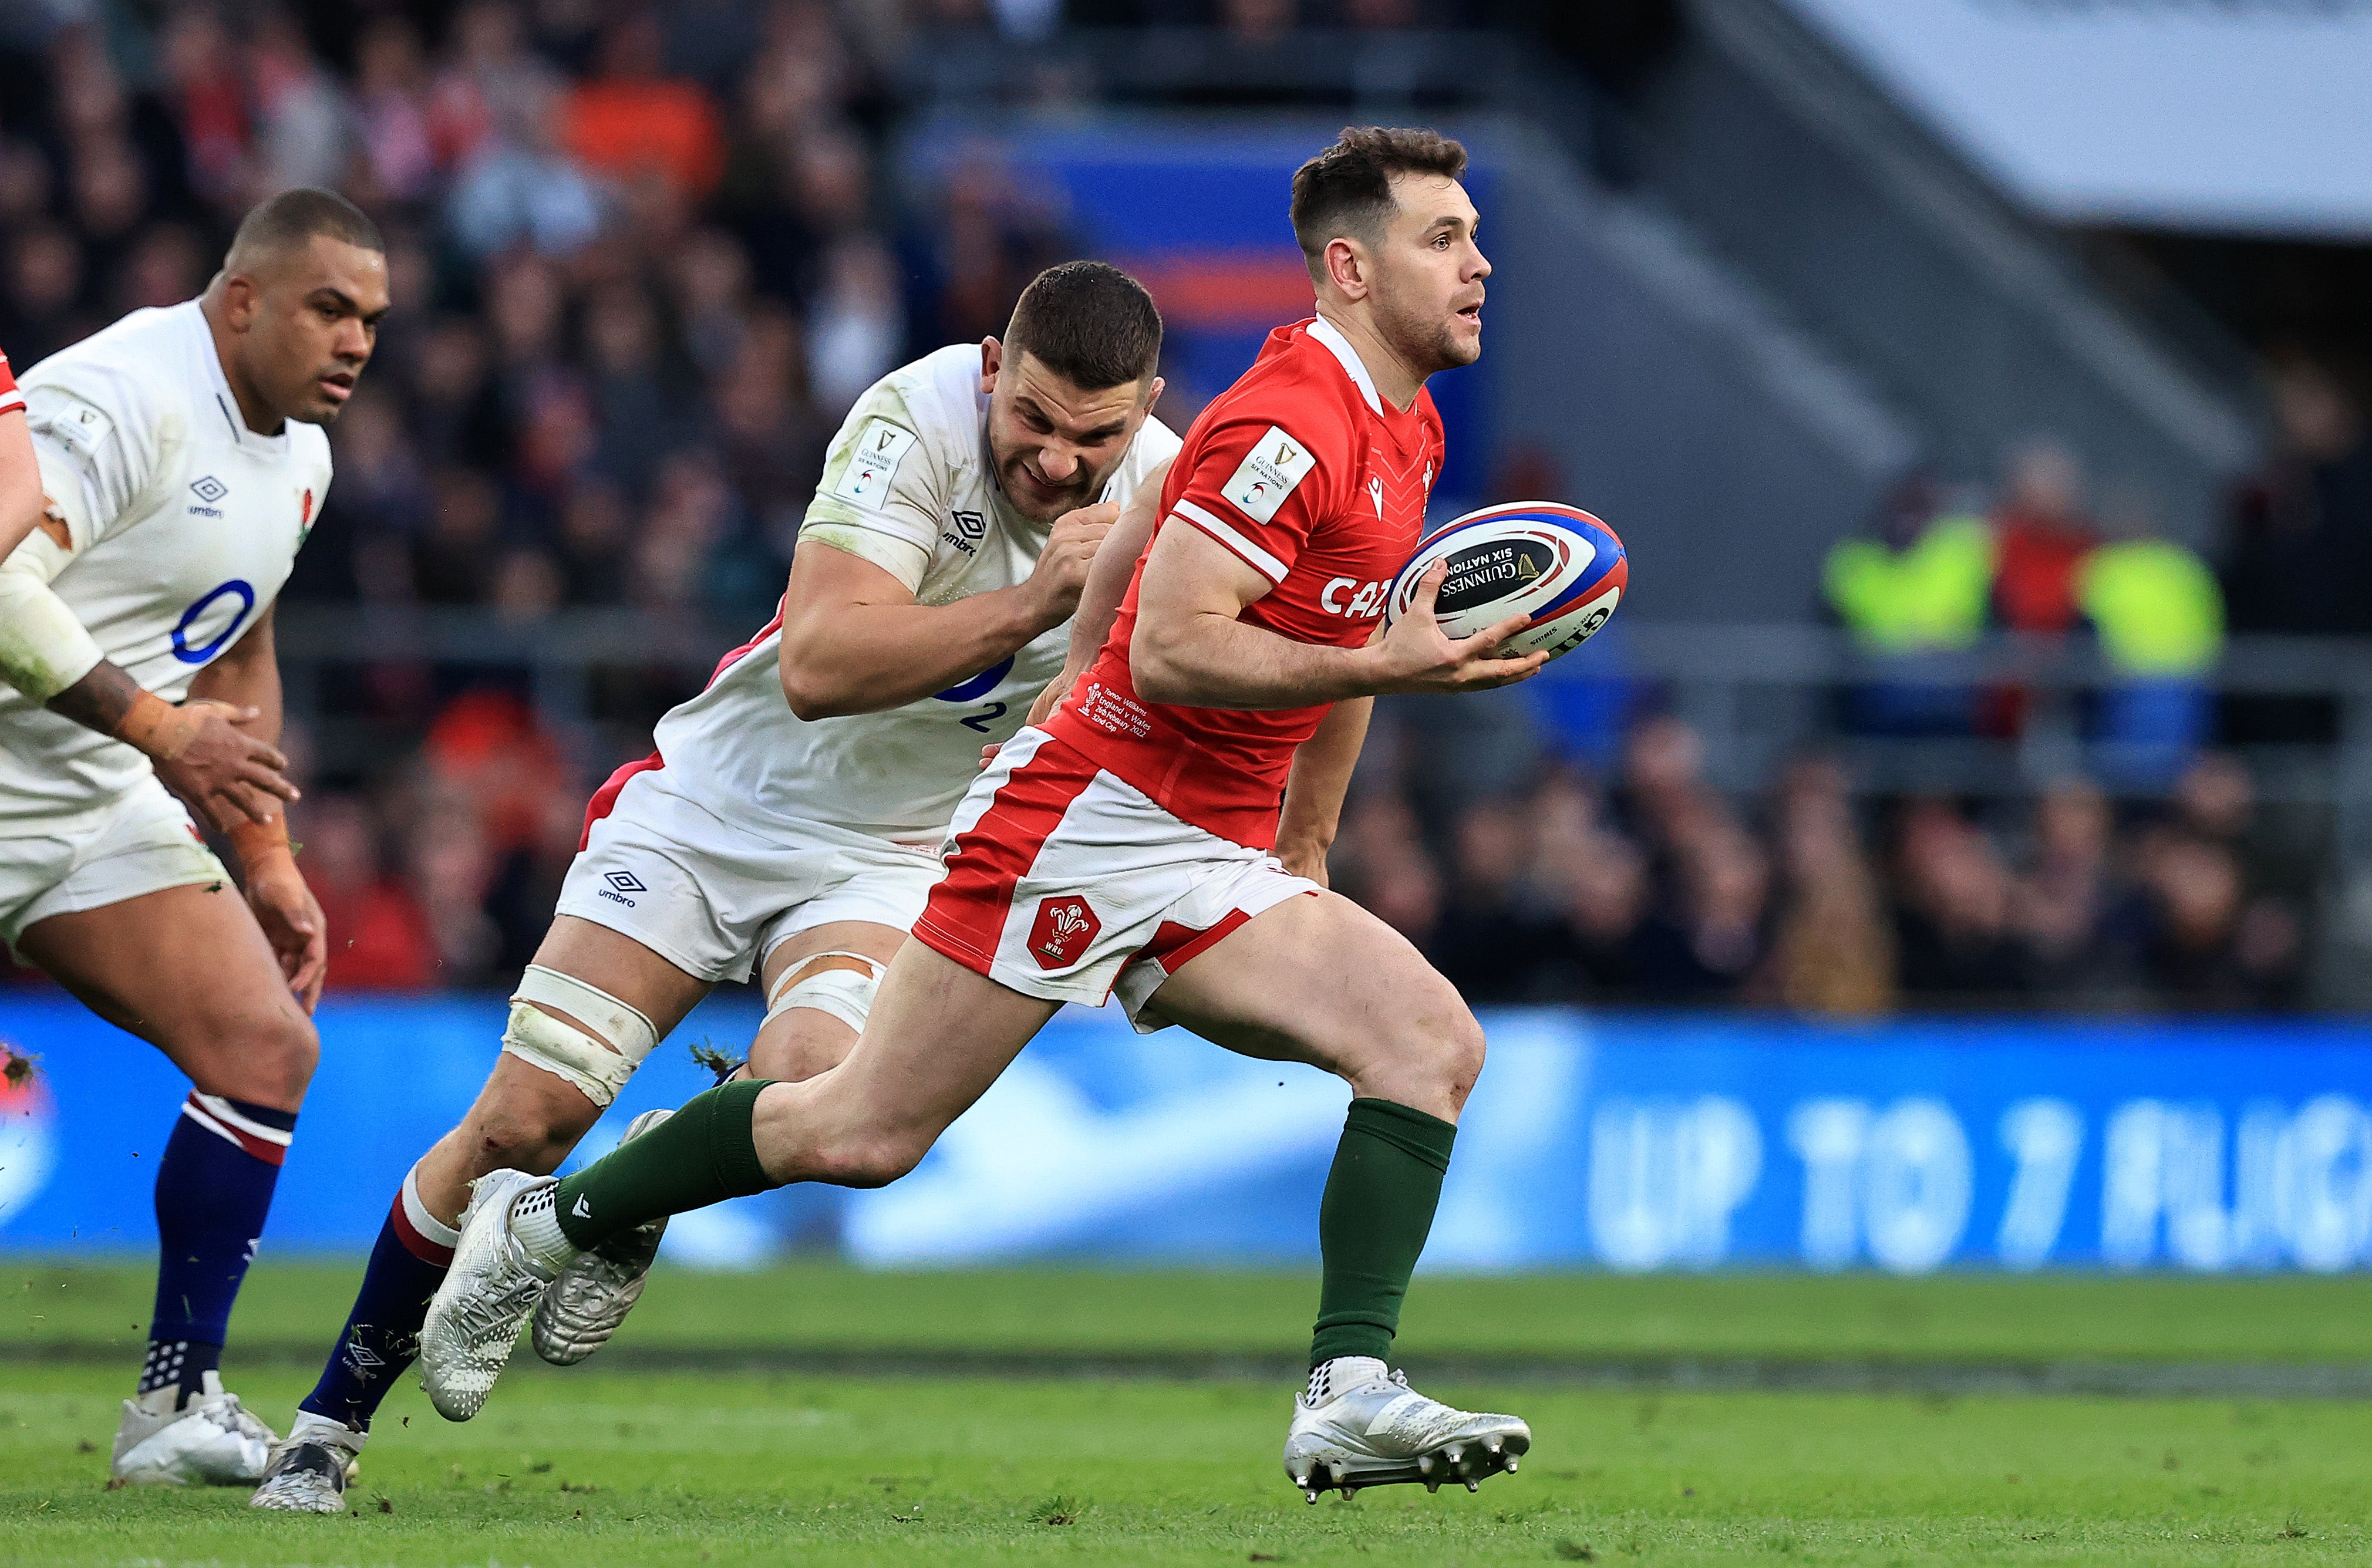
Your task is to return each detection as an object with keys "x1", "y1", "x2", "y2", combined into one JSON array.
[
  {"x1": 502, "y1": 964, "x2": 659, "y2": 1107},
  {"x1": 763, "y1": 949, "x2": 887, "y2": 1036}
]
